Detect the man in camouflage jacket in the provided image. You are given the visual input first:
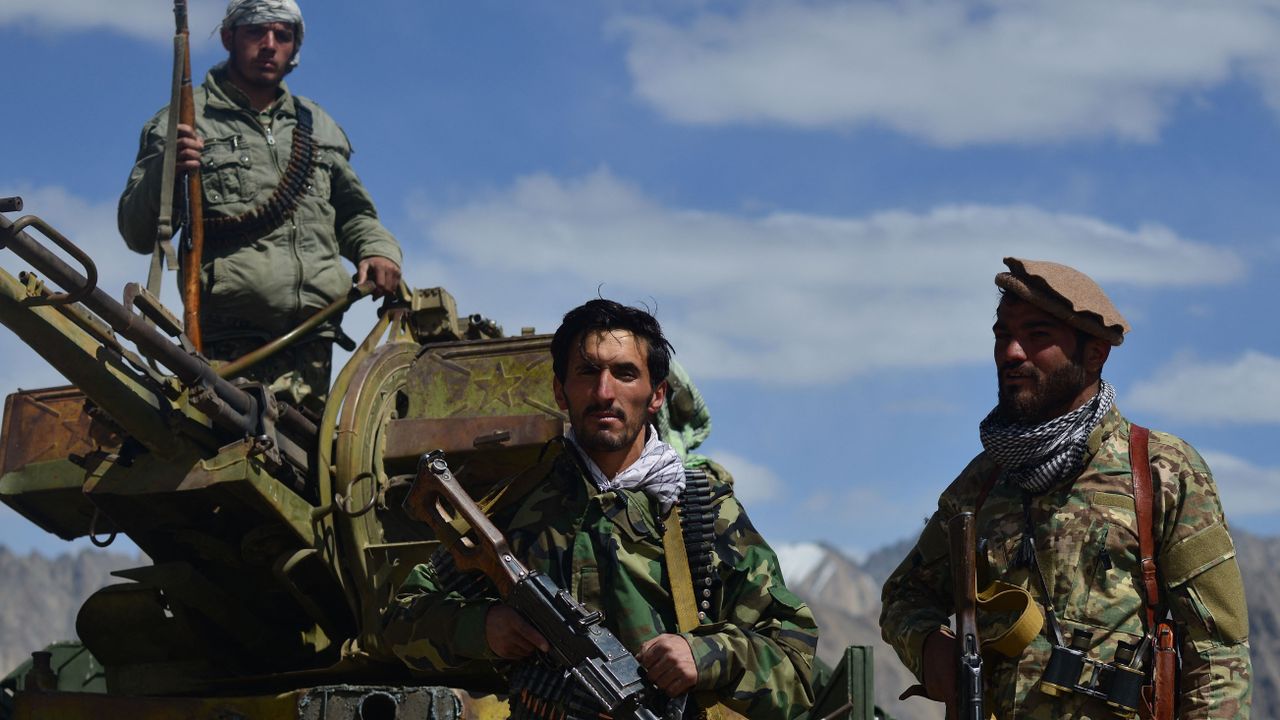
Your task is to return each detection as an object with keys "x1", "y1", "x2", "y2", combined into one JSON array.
[
  {"x1": 385, "y1": 299, "x2": 817, "y2": 720},
  {"x1": 118, "y1": 0, "x2": 401, "y2": 410},
  {"x1": 880, "y1": 258, "x2": 1251, "y2": 719}
]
